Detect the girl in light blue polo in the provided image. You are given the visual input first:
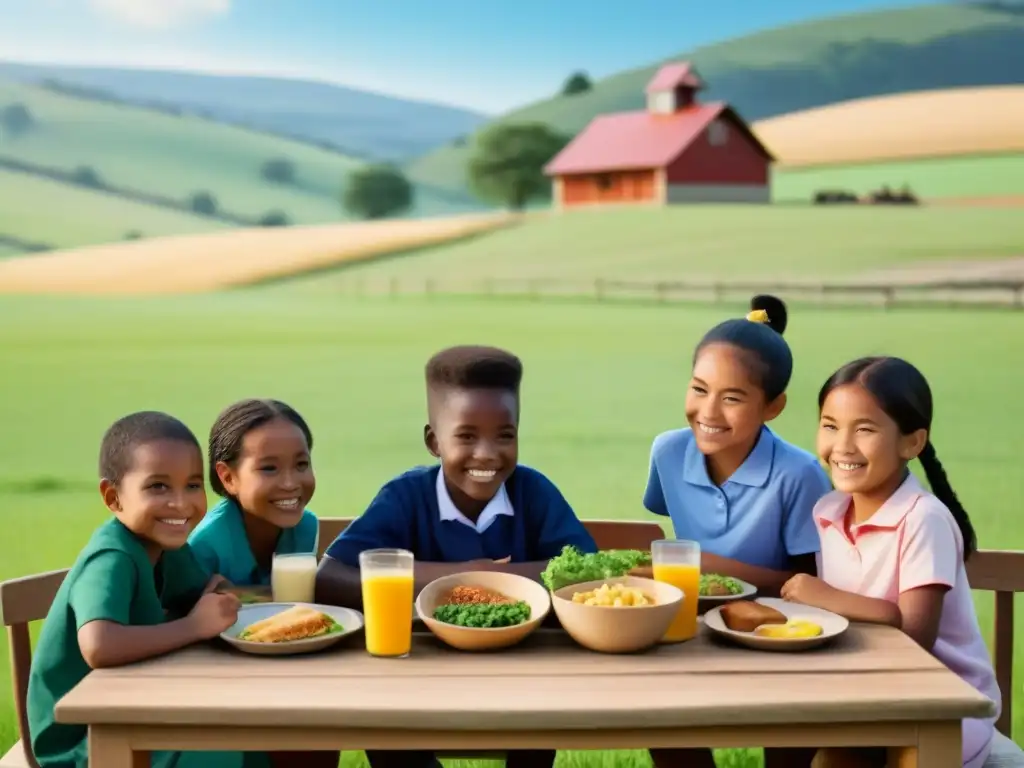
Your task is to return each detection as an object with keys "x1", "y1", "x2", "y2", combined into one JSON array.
[
  {"x1": 189, "y1": 399, "x2": 319, "y2": 587},
  {"x1": 644, "y1": 295, "x2": 831, "y2": 768}
]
